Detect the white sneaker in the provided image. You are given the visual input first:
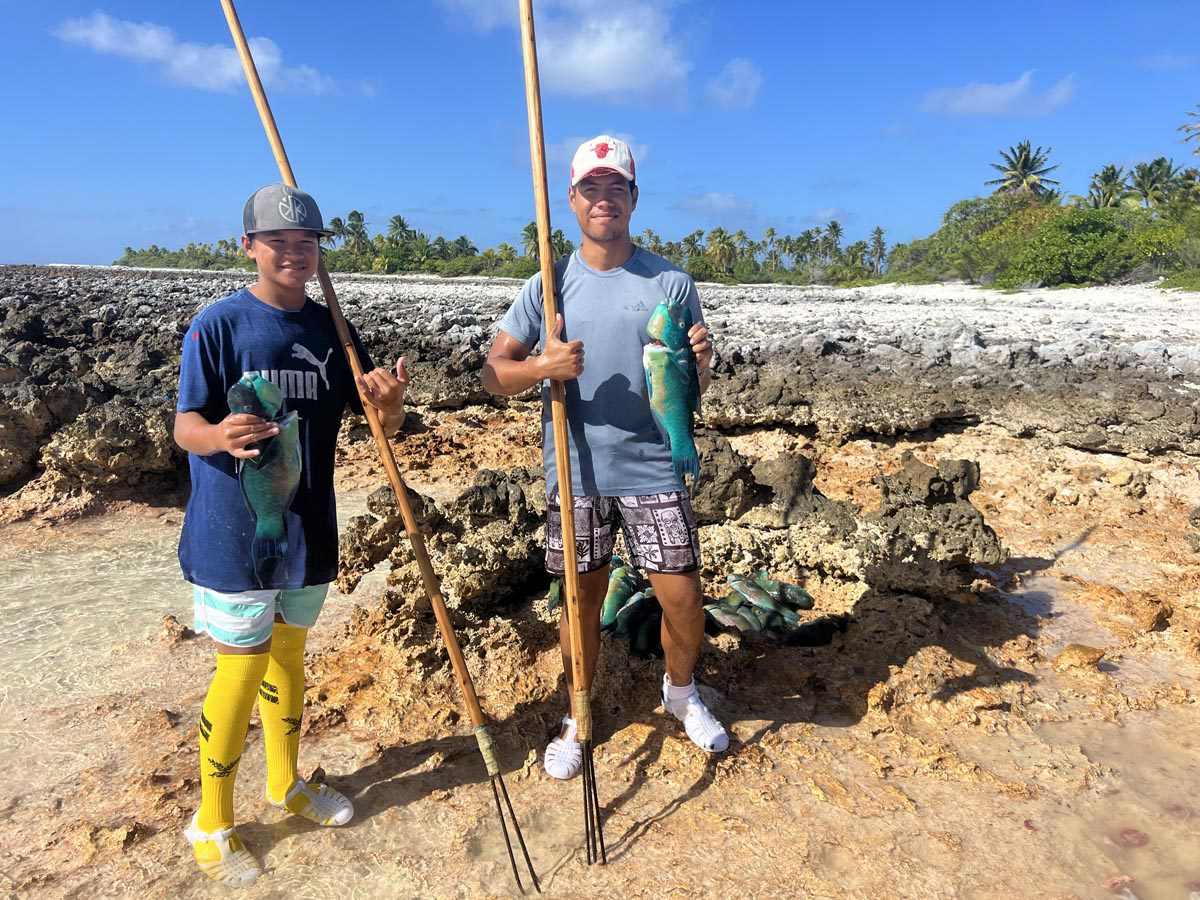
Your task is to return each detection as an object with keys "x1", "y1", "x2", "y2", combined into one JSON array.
[
  {"x1": 661, "y1": 675, "x2": 730, "y2": 753},
  {"x1": 267, "y1": 778, "x2": 354, "y2": 826},
  {"x1": 543, "y1": 716, "x2": 582, "y2": 780},
  {"x1": 184, "y1": 810, "x2": 262, "y2": 887}
]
